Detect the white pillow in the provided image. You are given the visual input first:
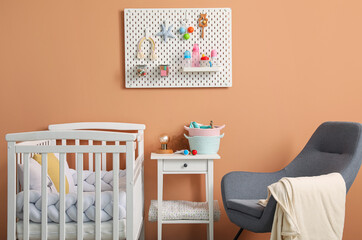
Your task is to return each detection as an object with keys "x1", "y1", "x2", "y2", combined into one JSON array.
[
  {"x1": 17, "y1": 158, "x2": 57, "y2": 193},
  {"x1": 53, "y1": 153, "x2": 76, "y2": 193}
]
